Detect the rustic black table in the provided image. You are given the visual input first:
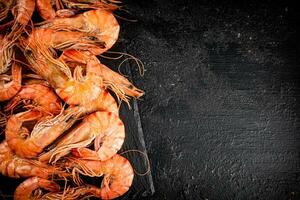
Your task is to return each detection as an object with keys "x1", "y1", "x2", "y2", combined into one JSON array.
[{"x1": 122, "y1": 0, "x2": 300, "y2": 199}]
